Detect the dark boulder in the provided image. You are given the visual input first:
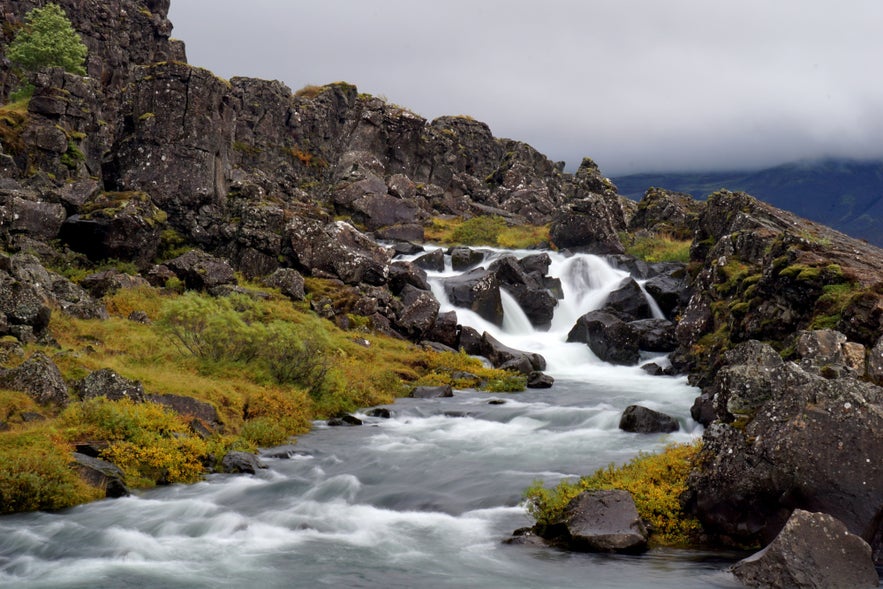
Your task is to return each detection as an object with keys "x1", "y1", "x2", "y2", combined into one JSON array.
[
  {"x1": 72, "y1": 453, "x2": 130, "y2": 498},
  {"x1": 442, "y1": 268, "x2": 503, "y2": 326},
  {"x1": 76, "y1": 369, "x2": 146, "y2": 403},
  {"x1": 619, "y1": 405, "x2": 679, "y2": 433},
  {"x1": 871, "y1": 335, "x2": 883, "y2": 385},
  {"x1": 6, "y1": 197, "x2": 66, "y2": 240},
  {"x1": 395, "y1": 284, "x2": 440, "y2": 339},
  {"x1": 643, "y1": 273, "x2": 689, "y2": 320},
  {"x1": 550, "y1": 191, "x2": 626, "y2": 255},
  {"x1": 567, "y1": 310, "x2": 640, "y2": 366},
  {"x1": 387, "y1": 261, "x2": 431, "y2": 295},
  {"x1": 390, "y1": 241, "x2": 424, "y2": 256},
  {"x1": 630, "y1": 318, "x2": 677, "y2": 352},
  {"x1": 262, "y1": 268, "x2": 305, "y2": 301},
  {"x1": 0, "y1": 271, "x2": 52, "y2": 337},
  {"x1": 449, "y1": 247, "x2": 484, "y2": 271},
  {"x1": 366, "y1": 408, "x2": 392, "y2": 419},
  {"x1": 731, "y1": 510, "x2": 879, "y2": 589},
  {"x1": 489, "y1": 255, "x2": 558, "y2": 329},
  {"x1": 519, "y1": 252, "x2": 552, "y2": 276},
  {"x1": 481, "y1": 332, "x2": 546, "y2": 373},
  {"x1": 166, "y1": 250, "x2": 236, "y2": 291},
  {"x1": 603, "y1": 277, "x2": 652, "y2": 321},
  {"x1": 414, "y1": 249, "x2": 445, "y2": 272},
  {"x1": 350, "y1": 193, "x2": 421, "y2": 231},
  {"x1": 287, "y1": 218, "x2": 391, "y2": 286},
  {"x1": 0, "y1": 352, "x2": 69, "y2": 406},
  {"x1": 552, "y1": 489, "x2": 649, "y2": 553},
  {"x1": 328, "y1": 414, "x2": 363, "y2": 426},
  {"x1": 527, "y1": 371, "x2": 554, "y2": 389},
  {"x1": 458, "y1": 325, "x2": 484, "y2": 356},
  {"x1": 220, "y1": 451, "x2": 266, "y2": 474},
  {"x1": 628, "y1": 187, "x2": 704, "y2": 239},
  {"x1": 425, "y1": 310, "x2": 459, "y2": 350},
  {"x1": 410, "y1": 385, "x2": 453, "y2": 399},
  {"x1": 688, "y1": 359, "x2": 883, "y2": 559}
]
